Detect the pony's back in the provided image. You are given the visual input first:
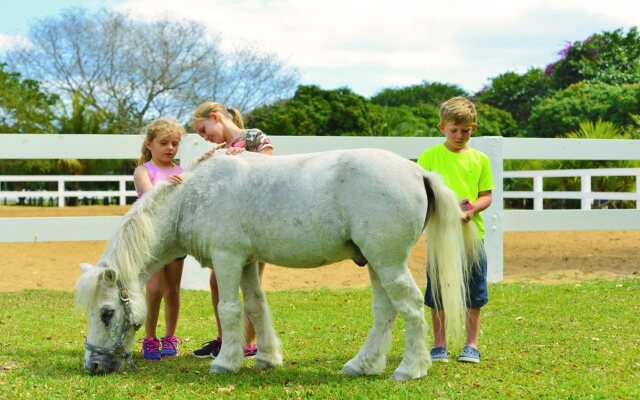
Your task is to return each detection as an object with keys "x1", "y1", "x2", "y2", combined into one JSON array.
[{"x1": 175, "y1": 149, "x2": 428, "y2": 268}]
